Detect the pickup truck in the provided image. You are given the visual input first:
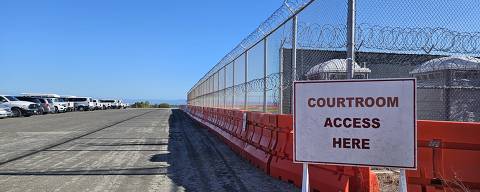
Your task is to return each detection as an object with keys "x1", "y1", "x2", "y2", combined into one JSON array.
[{"x1": 0, "y1": 95, "x2": 37, "y2": 117}]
